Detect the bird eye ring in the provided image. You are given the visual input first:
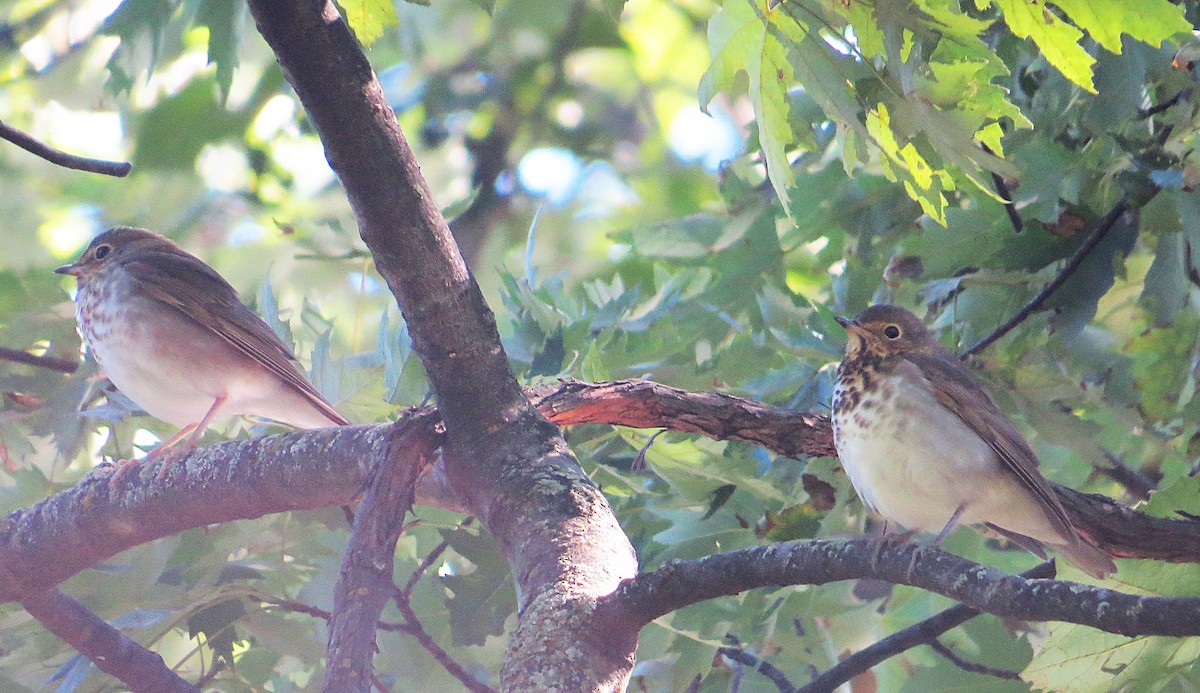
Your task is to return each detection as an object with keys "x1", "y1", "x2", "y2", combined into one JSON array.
[
  {"x1": 93, "y1": 244, "x2": 112, "y2": 260},
  {"x1": 884, "y1": 325, "x2": 901, "y2": 339}
]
